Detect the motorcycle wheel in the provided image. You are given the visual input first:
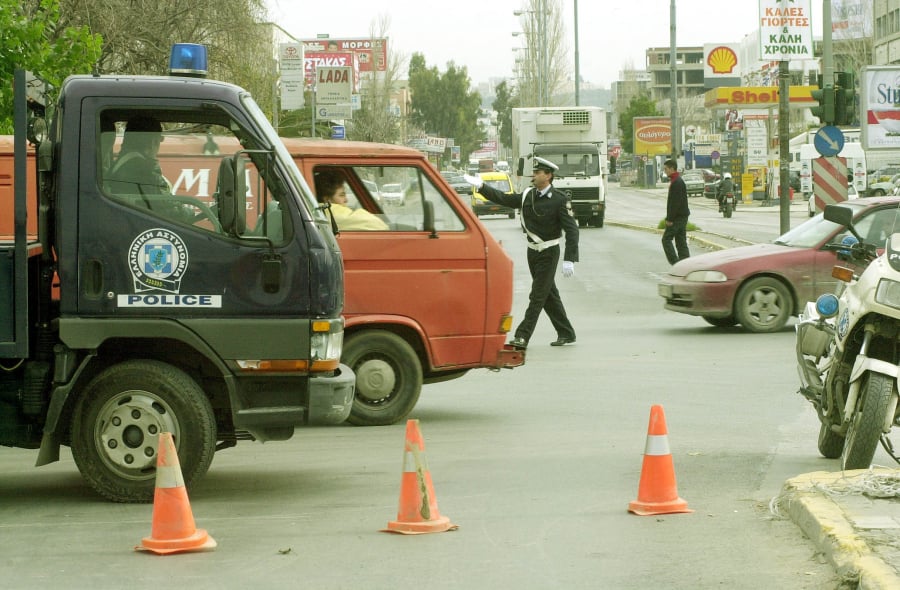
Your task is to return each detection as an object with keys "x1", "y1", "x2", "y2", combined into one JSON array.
[
  {"x1": 841, "y1": 372, "x2": 895, "y2": 470},
  {"x1": 817, "y1": 420, "x2": 845, "y2": 459},
  {"x1": 723, "y1": 202, "x2": 733, "y2": 218}
]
